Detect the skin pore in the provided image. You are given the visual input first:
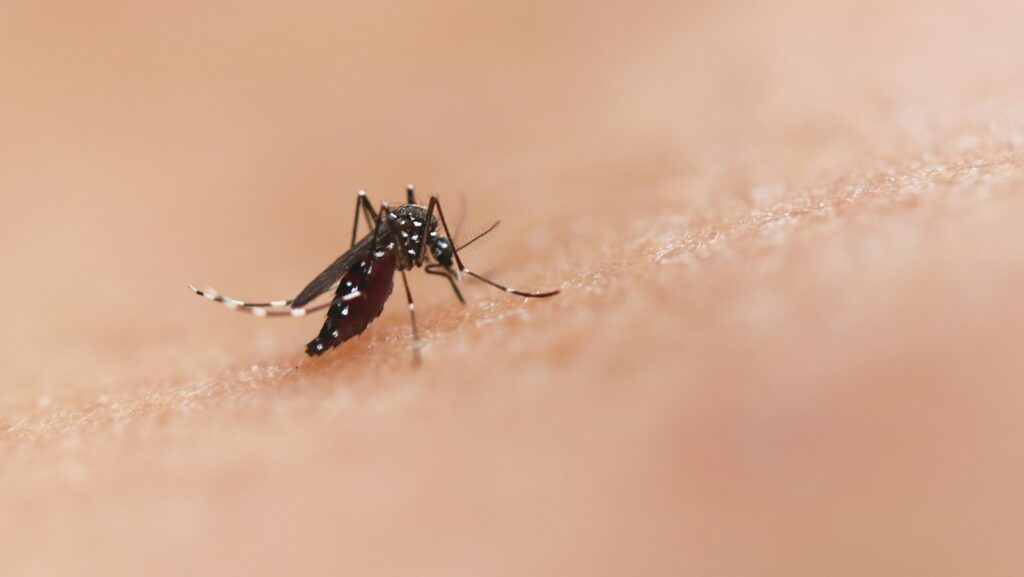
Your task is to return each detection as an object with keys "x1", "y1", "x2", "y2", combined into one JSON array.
[{"x1": 3, "y1": 1, "x2": 1024, "y2": 575}]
